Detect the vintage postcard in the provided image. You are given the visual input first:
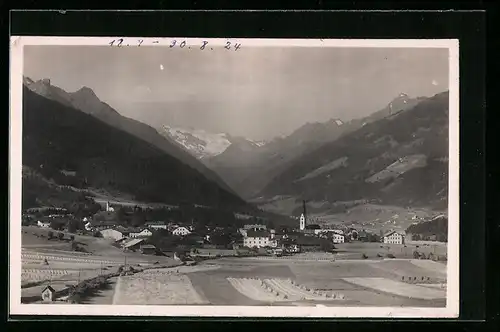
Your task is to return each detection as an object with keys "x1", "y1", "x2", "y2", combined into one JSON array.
[{"x1": 9, "y1": 37, "x2": 459, "y2": 318}]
